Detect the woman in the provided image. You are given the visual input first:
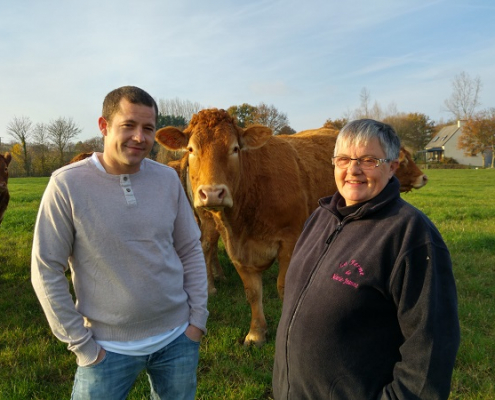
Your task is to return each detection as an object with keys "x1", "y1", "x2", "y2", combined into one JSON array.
[{"x1": 273, "y1": 119, "x2": 460, "y2": 399}]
